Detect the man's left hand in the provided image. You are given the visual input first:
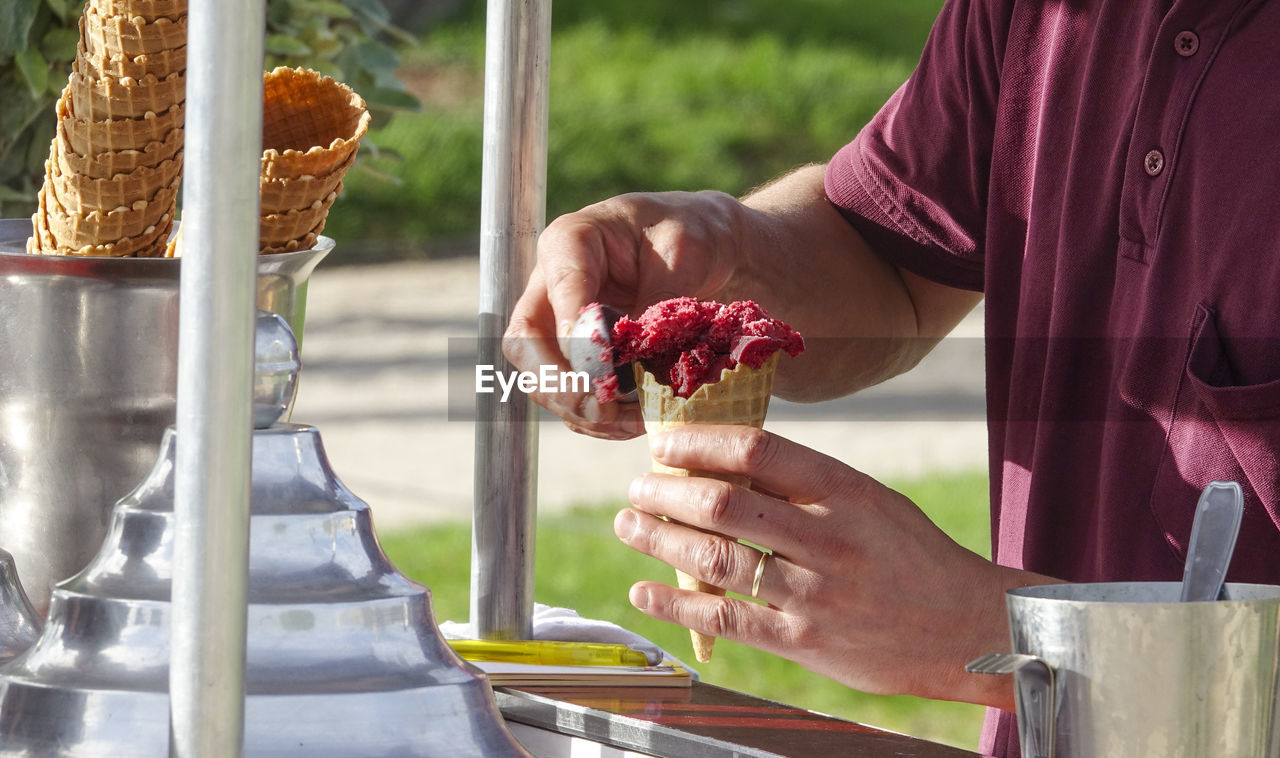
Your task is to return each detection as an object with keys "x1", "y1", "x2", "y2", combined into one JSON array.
[{"x1": 616, "y1": 425, "x2": 1050, "y2": 709}]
